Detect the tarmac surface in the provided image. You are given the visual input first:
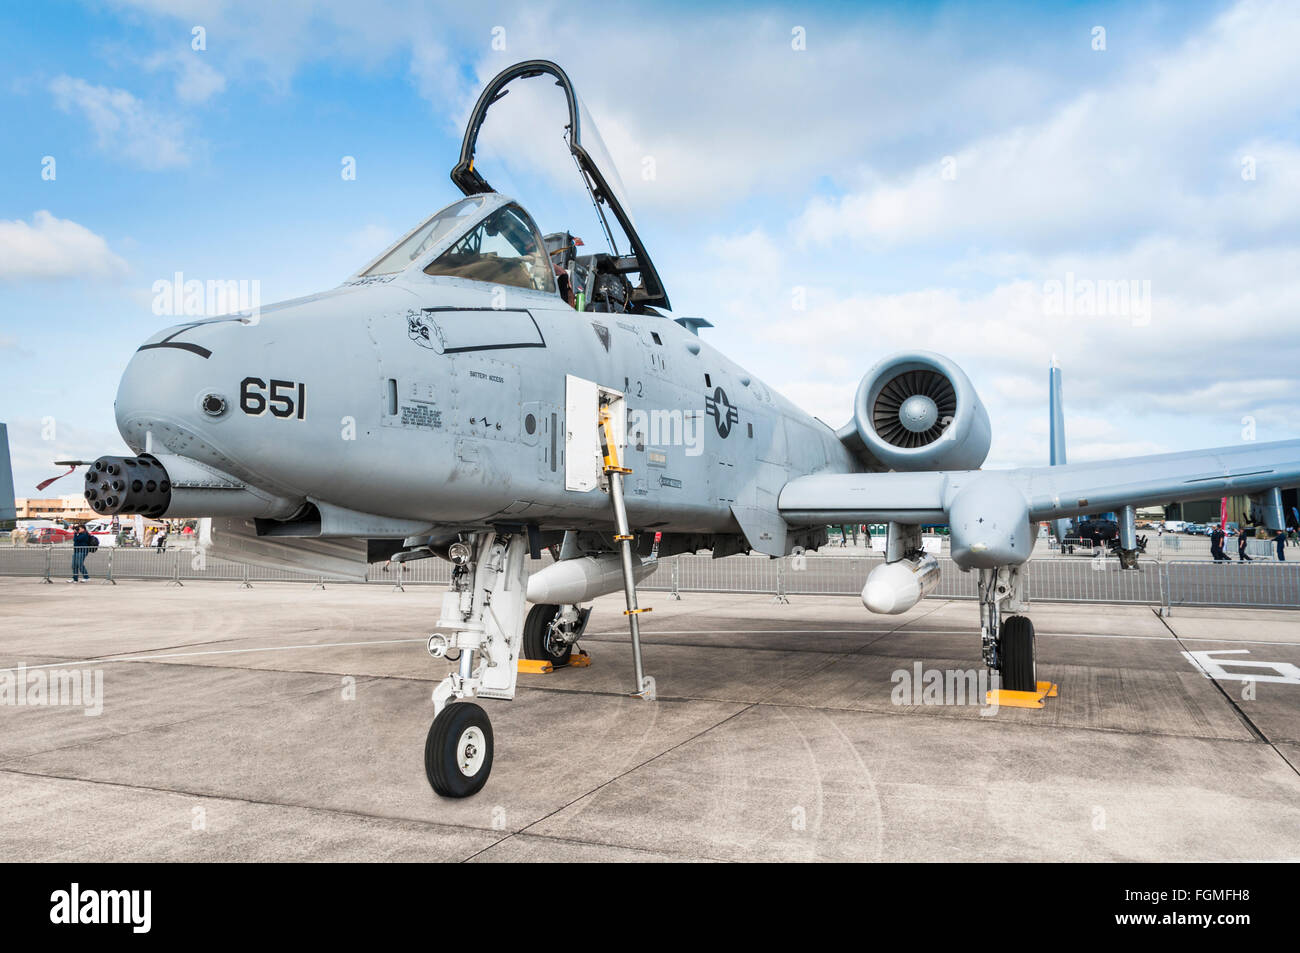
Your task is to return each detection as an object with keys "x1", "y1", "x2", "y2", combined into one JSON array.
[{"x1": 1, "y1": 576, "x2": 1298, "y2": 862}]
